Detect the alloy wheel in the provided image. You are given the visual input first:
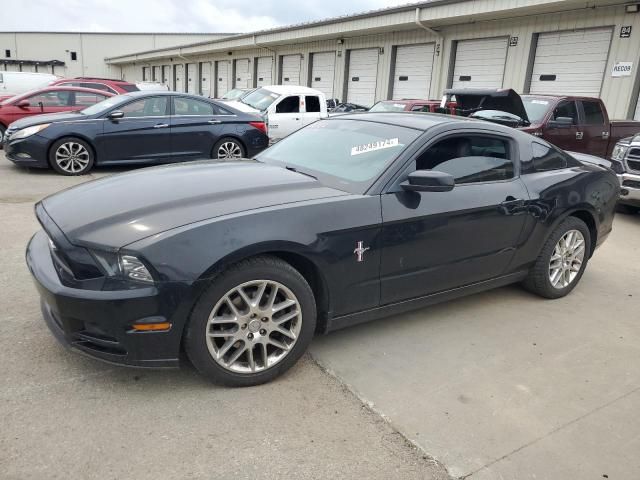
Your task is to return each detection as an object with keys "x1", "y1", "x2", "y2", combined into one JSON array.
[
  {"x1": 55, "y1": 142, "x2": 90, "y2": 173},
  {"x1": 205, "y1": 280, "x2": 302, "y2": 373},
  {"x1": 217, "y1": 141, "x2": 242, "y2": 159},
  {"x1": 548, "y1": 229, "x2": 586, "y2": 289}
]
